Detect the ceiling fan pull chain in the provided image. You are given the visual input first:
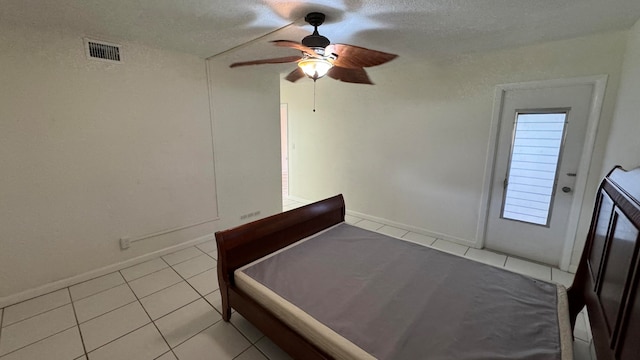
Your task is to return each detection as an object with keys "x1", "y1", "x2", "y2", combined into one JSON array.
[{"x1": 313, "y1": 80, "x2": 317, "y2": 112}]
